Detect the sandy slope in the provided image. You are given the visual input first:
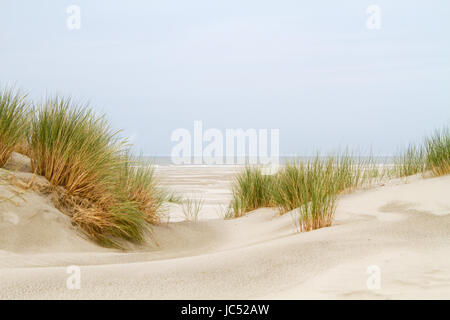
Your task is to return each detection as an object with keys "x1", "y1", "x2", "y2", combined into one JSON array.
[{"x1": 0, "y1": 156, "x2": 449, "y2": 299}]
